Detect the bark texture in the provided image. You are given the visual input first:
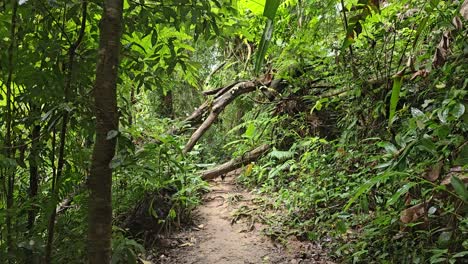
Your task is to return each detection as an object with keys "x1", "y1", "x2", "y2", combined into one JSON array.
[
  {"x1": 183, "y1": 81, "x2": 260, "y2": 154},
  {"x1": 87, "y1": 0, "x2": 123, "y2": 263},
  {"x1": 201, "y1": 144, "x2": 270, "y2": 180}
]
